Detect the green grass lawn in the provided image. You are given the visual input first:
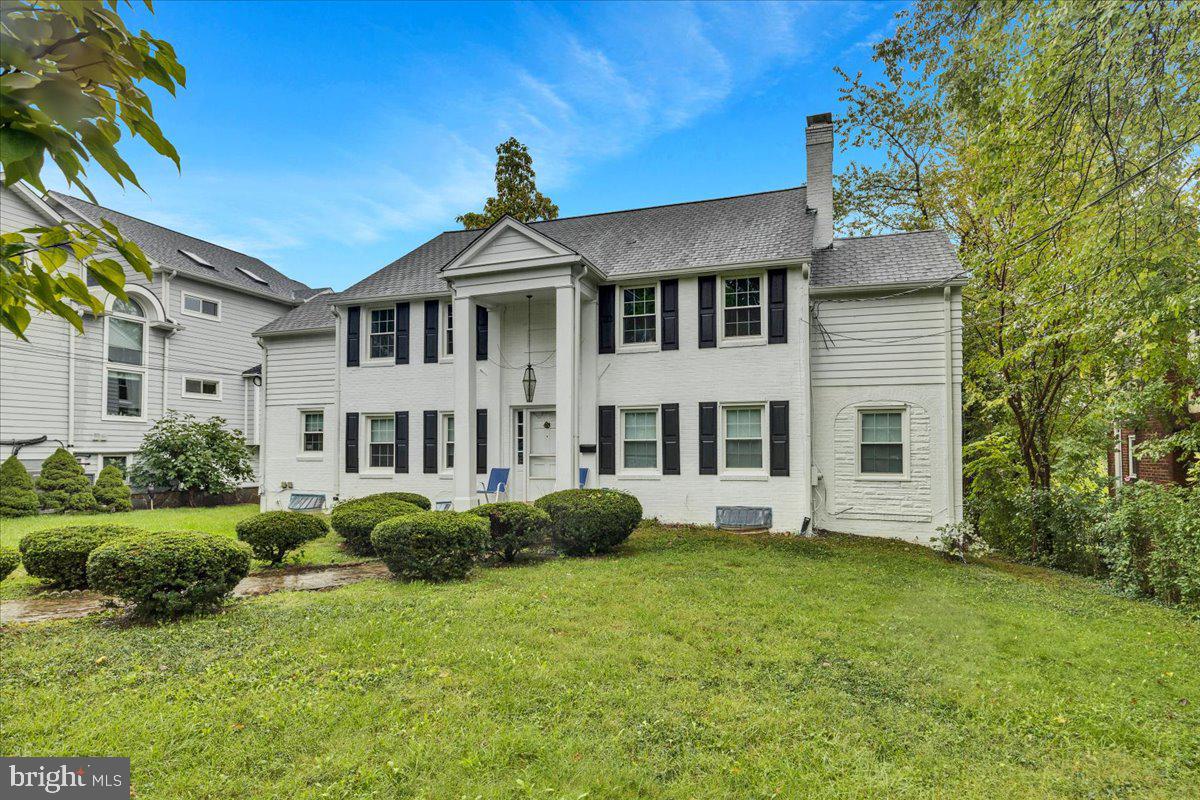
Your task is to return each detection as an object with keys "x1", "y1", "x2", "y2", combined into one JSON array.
[
  {"x1": 1, "y1": 524, "x2": 1196, "y2": 799},
  {"x1": 0, "y1": 505, "x2": 358, "y2": 599}
]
